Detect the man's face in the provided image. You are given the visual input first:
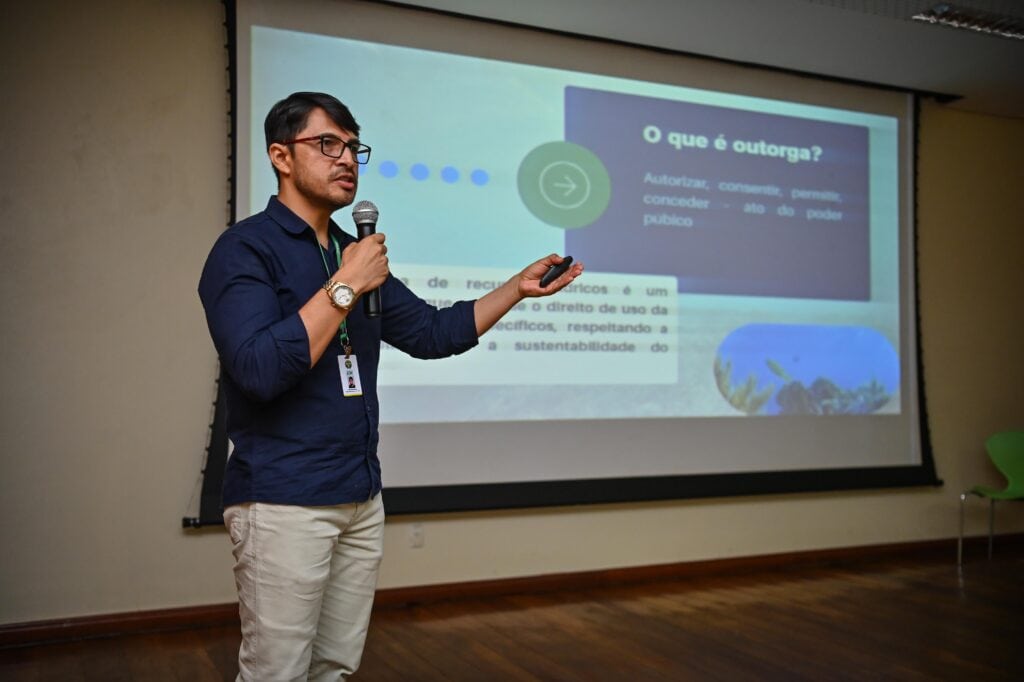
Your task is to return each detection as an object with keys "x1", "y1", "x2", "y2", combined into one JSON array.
[{"x1": 285, "y1": 107, "x2": 359, "y2": 210}]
